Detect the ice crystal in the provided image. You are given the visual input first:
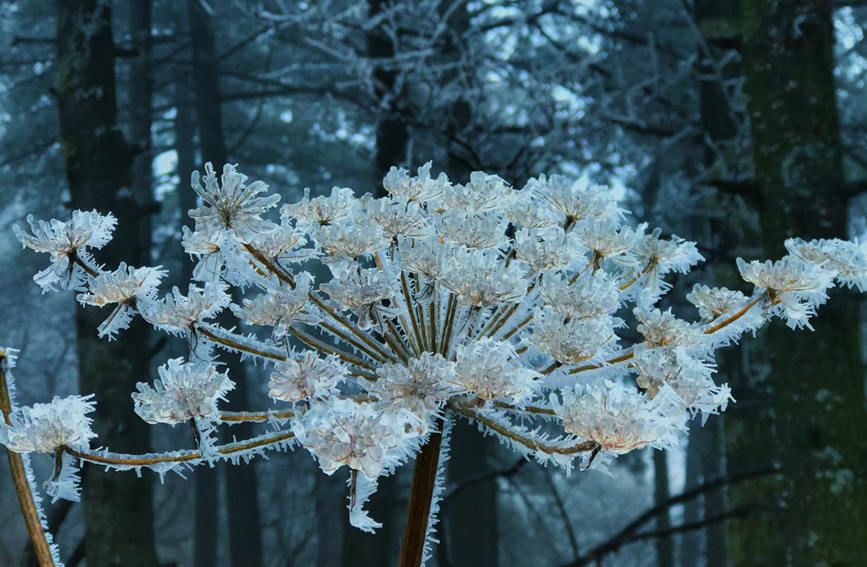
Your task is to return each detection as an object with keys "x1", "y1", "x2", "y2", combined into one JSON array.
[
  {"x1": 232, "y1": 272, "x2": 315, "y2": 337},
  {"x1": 686, "y1": 284, "x2": 749, "y2": 322},
  {"x1": 293, "y1": 398, "x2": 421, "y2": 479},
  {"x1": 453, "y1": 338, "x2": 537, "y2": 403},
  {"x1": 552, "y1": 382, "x2": 682, "y2": 453},
  {"x1": 370, "y1": 353, "x2": 458, "y2": 417}
]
